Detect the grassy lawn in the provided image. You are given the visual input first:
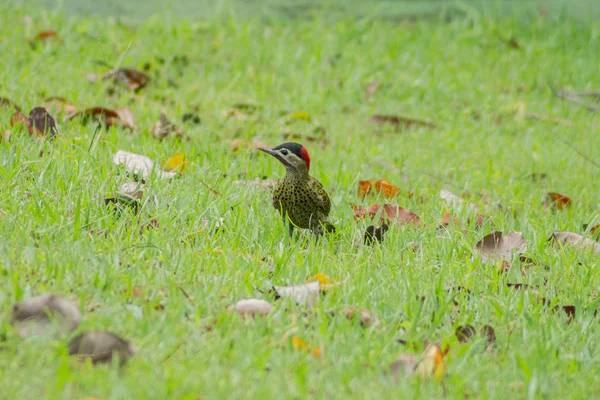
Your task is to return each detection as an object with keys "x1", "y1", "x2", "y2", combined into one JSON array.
[{"x1": 1, "y1": 4, "x2": 600, "y2": 399}]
